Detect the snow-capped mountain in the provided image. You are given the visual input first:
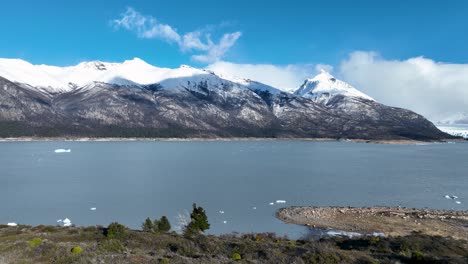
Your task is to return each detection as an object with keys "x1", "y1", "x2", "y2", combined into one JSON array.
[
  {"x1": 294, "y1": 69, "x2": 374, "y2": 104},
  {"x1": 0, "y1": 58, "x2": 453, "y2": 140}
]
